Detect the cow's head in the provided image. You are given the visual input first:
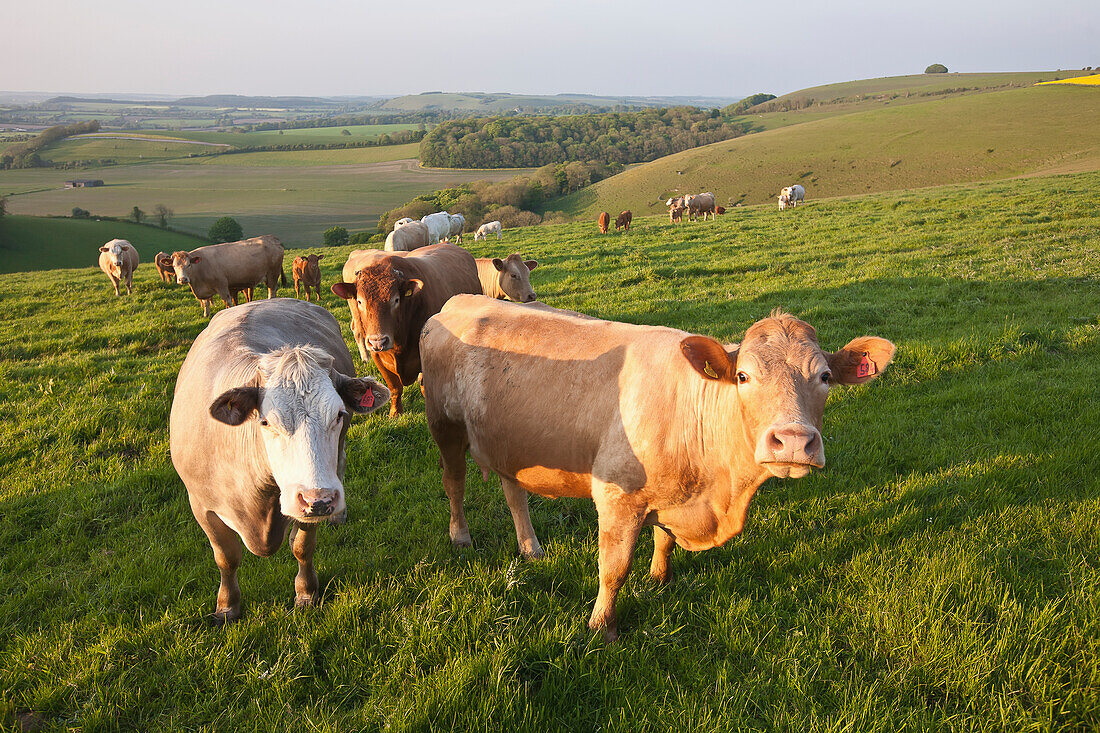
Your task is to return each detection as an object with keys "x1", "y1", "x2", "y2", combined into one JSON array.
[
  {"x1": 680, "y1": 311, "x2": 894, "y2": 479},
  {"x1": 171, "y1": 251, "x2": 200, "y2": 285},
  {"x1": 331, "y1": 263, "x2": 422, "y2": 353},
  {"x1": 99, "y1": 241, "x2": 129, "y2": 270},
  {"x1": 208, "y1": 345, "x2": 389, "y2": 522},
  {"x1": 299, "y1": 254, "x2": 323, "y2": 275},
  {"x1": 493, "y1": 254, "x2": 539, "y2": 303}
]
